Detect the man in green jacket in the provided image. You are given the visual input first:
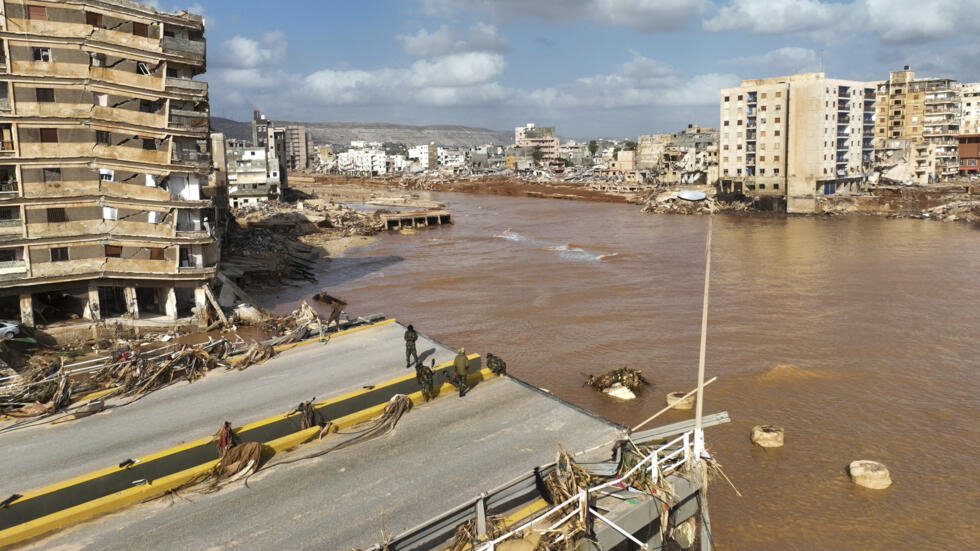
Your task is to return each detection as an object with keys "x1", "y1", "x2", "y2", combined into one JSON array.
[
  {"x1": 453, "y1": 347, "x2": 469, "y2": 397},
  {"x1": 404, "y1": 325, "x2": 419, "y2": 368}
]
